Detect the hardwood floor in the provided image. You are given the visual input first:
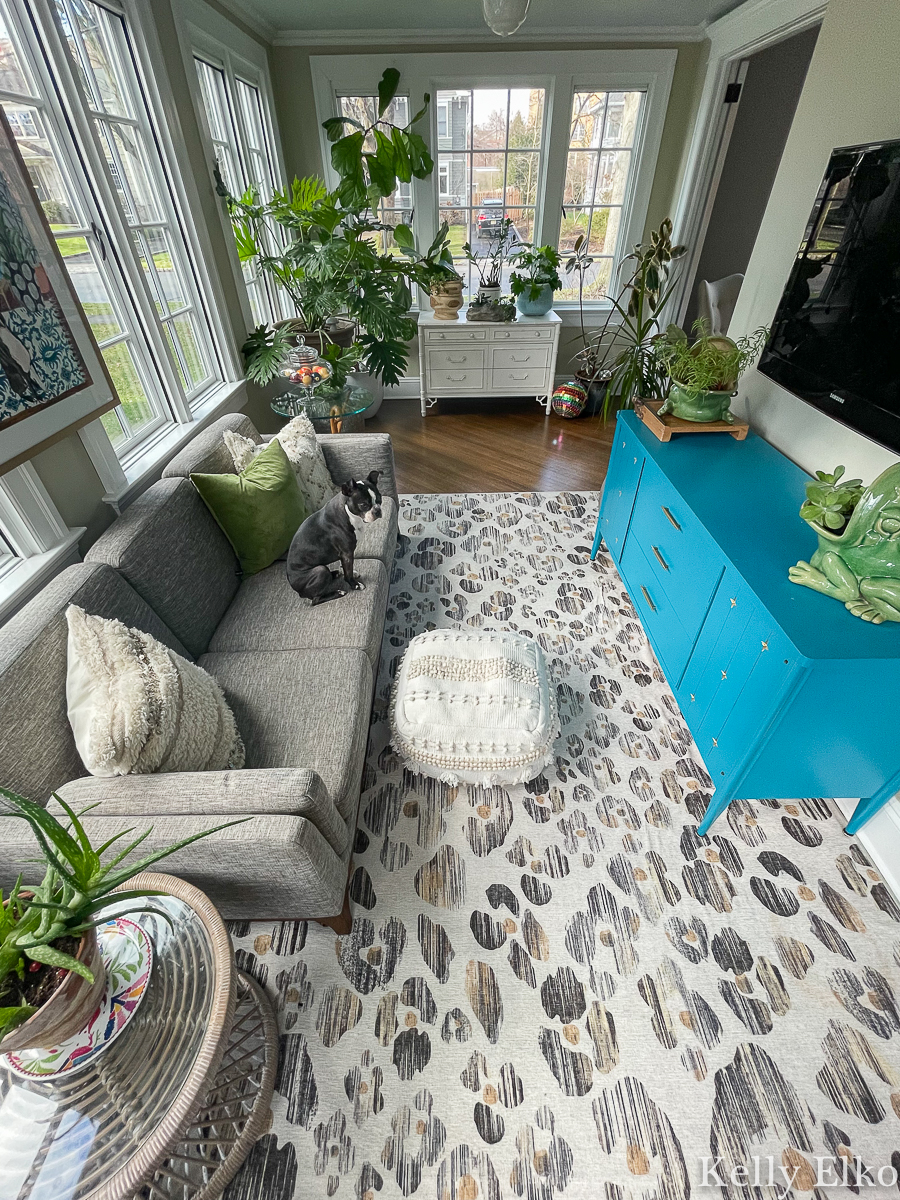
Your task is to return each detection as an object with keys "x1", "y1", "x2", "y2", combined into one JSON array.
[{"x1": 366, "y1": 397, "x2": 614, "y2": 494}]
